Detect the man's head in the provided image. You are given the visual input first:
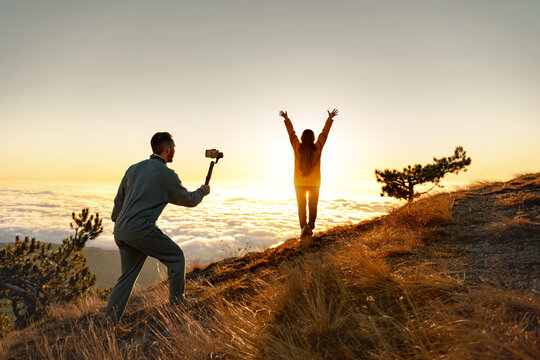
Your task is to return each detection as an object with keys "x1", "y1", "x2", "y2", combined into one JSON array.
[{"x1": 151, "y1": 132, "x2": 175, "y2": 162}]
